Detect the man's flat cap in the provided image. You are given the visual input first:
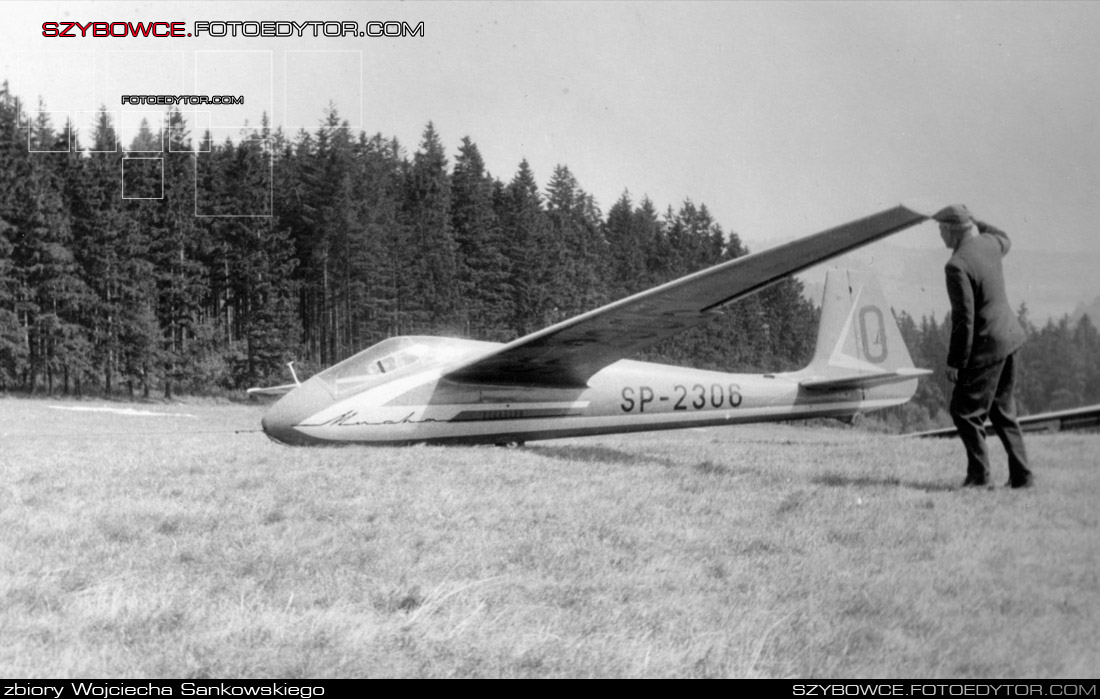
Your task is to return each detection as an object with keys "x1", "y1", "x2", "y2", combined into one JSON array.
[{"x1": 932, "y1": 204, "x2": 972, "y2": 225}]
